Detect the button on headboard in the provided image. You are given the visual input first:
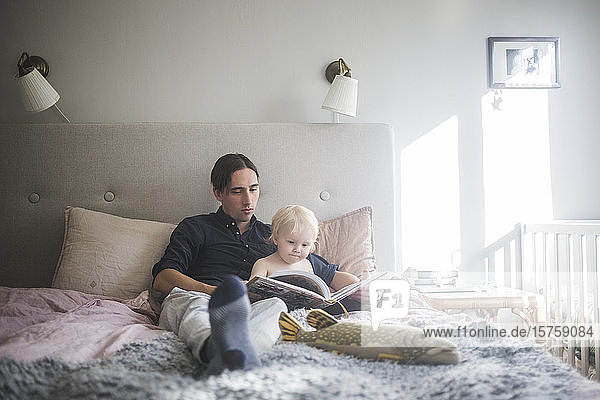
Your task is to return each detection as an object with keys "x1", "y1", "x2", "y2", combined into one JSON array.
[{"x1": 0, "y1": 123, "x2": 396, "y2": 287}]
